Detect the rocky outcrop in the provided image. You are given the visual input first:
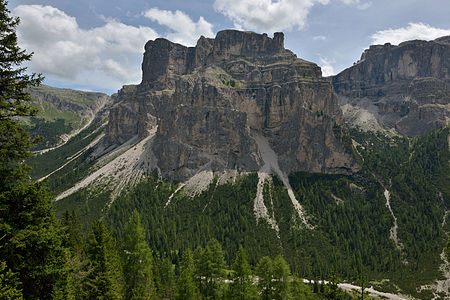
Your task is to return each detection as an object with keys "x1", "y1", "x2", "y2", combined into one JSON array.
[
  {"x1": 333, "y1": 36, "x2": 450, "y2": 136},
  {"x1": 106, "y1": 30, "x2": 358, "y2": 181}
]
